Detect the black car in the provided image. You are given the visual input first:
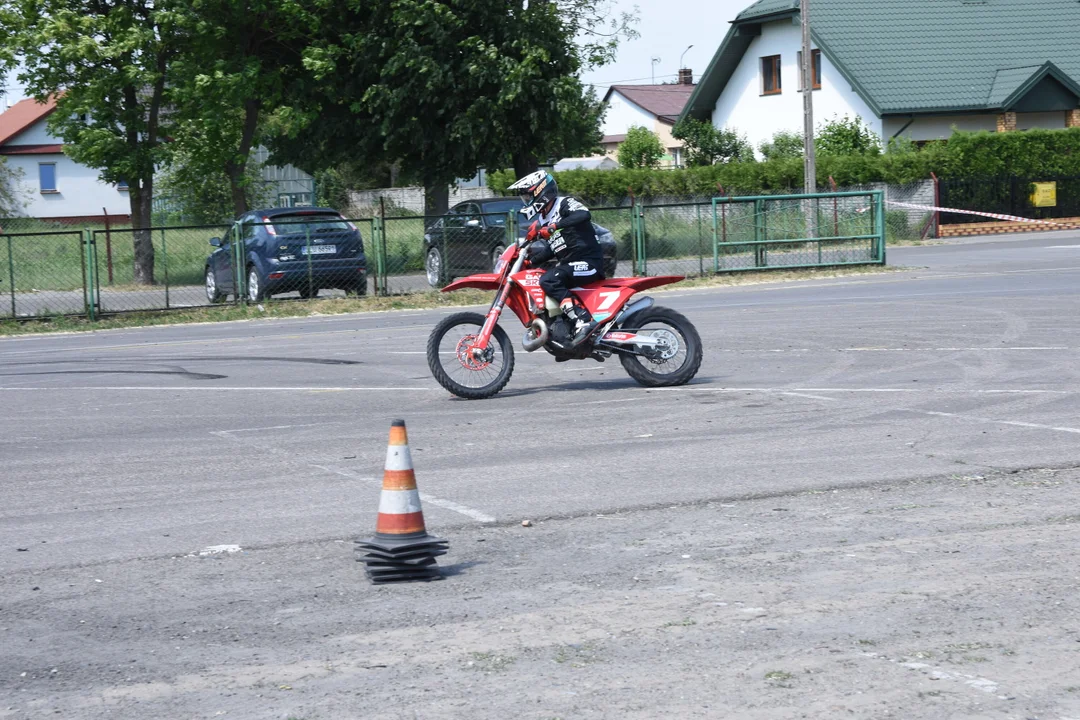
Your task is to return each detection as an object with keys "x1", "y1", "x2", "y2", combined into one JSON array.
[
  {"x1": 423, "y1": 197, "x2": 618, "y2": 287},
  {"x1": 205, "y1": 207, "x2": 367, "y2": 303}
]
